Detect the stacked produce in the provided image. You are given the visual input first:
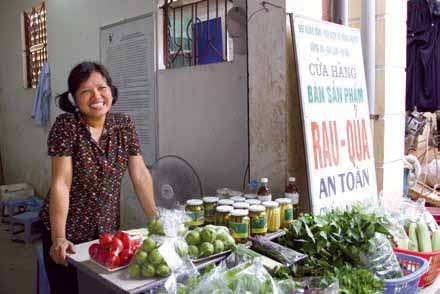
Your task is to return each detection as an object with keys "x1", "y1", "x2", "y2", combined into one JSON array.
[
  {"x1": 278, "y1": 207, "x2": 400, "y2": 293},
  {"x1": 88, "y1": 231, "x2": 141, "y2": 269},
  {"x1": 399, "y1": 221, "x2": 440, "y2": 252},
  {"x1": 127, "y1": 236, "x2": 171, "y2": 278},
  {"x1": 184, "y1": 225, "x2": 236, "y2": 259}
]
